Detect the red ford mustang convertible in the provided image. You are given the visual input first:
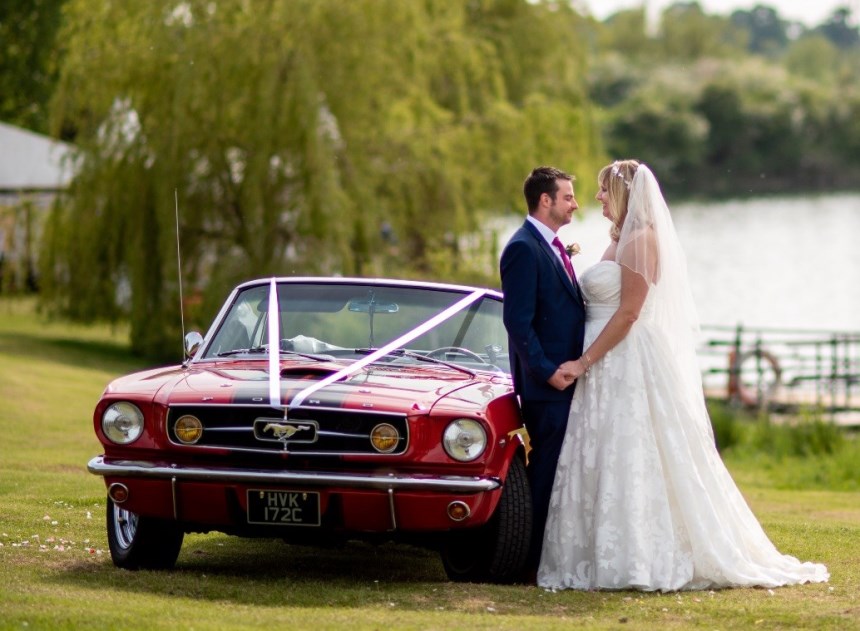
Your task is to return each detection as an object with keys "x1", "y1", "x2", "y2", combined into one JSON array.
[{"x1": 88, "y1": 277, "x2": 530, "y2": 582}]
